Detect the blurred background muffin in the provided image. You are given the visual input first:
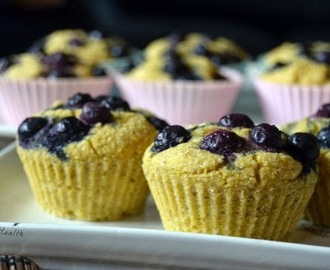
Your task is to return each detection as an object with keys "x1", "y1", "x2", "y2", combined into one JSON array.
[
  {"x1": 109, "y1": 37, "x2": 243, "y2": 126},
  {"x1": 252, "y1": 41, "x2": 330, "y2": 126},
  {"x1": 0, "y1": 28, "x2": 134, "y2": 126}
]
